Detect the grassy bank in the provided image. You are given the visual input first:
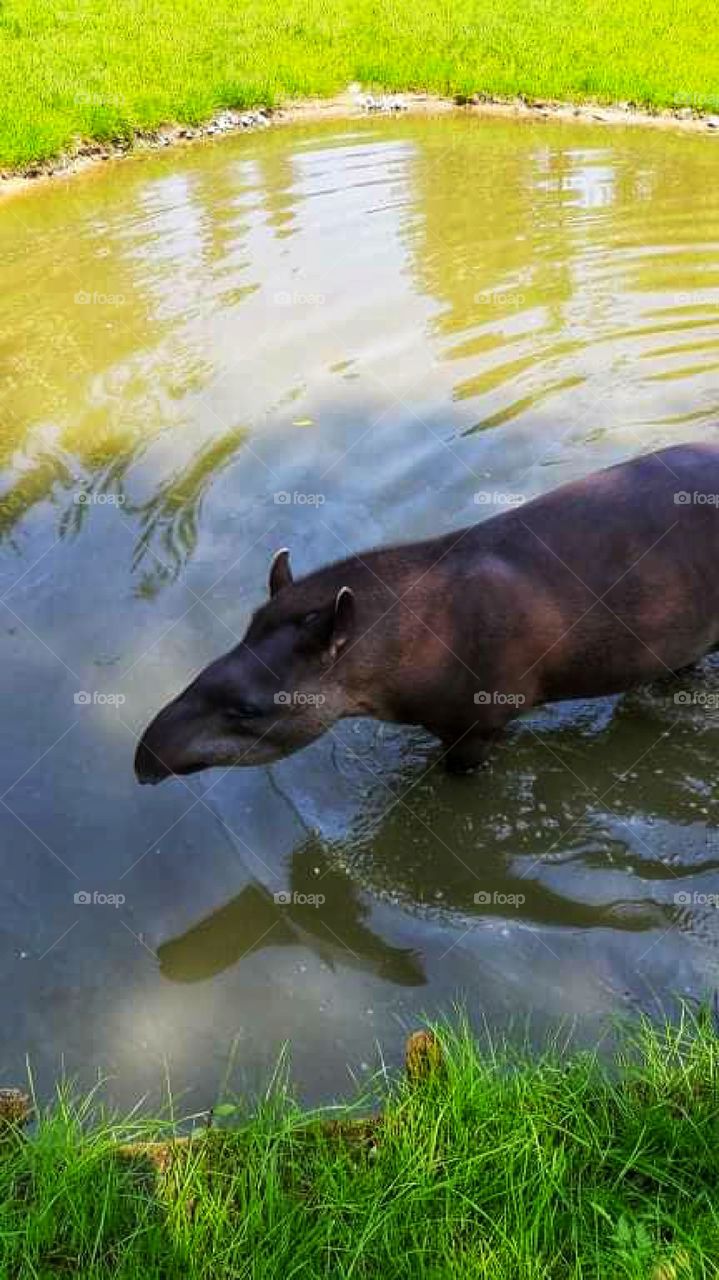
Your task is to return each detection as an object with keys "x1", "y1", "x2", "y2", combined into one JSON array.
[
  {"x1": 1, "y1": 0, "x2": 718, "y2": 171},
  {"x1": 2, "y1": 1015, "x2": 719, "y2": 1277}
]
